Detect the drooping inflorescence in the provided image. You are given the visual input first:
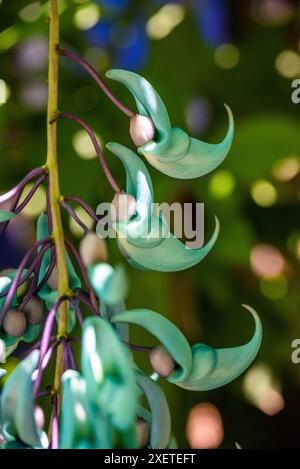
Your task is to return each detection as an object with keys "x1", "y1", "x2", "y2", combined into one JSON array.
[{"x1": 0, "y1": 1, "x2": 262, "y2": 450}]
